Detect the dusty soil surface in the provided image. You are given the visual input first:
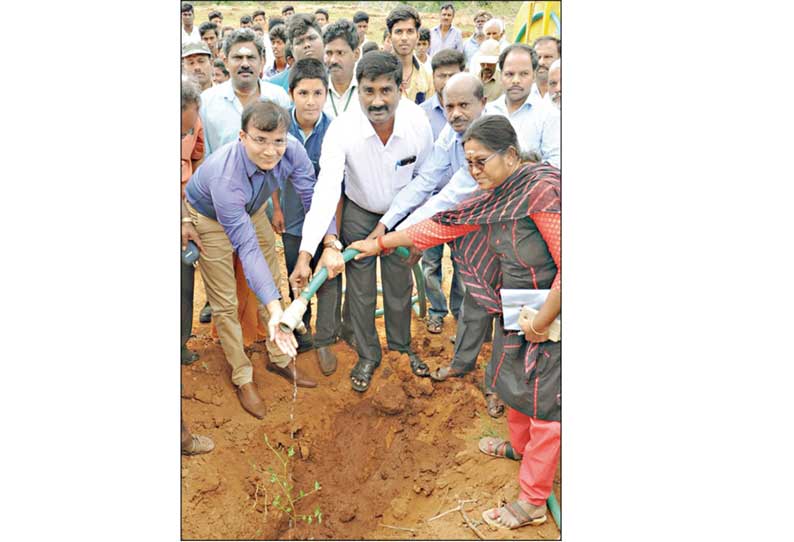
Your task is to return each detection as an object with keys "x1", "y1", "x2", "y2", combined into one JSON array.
[{"x1": 181, "y1": 246, "x2": 561, "y2": 540}]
